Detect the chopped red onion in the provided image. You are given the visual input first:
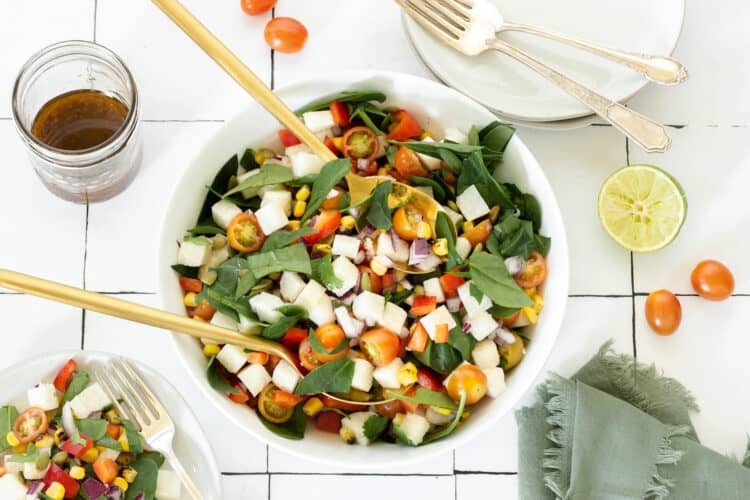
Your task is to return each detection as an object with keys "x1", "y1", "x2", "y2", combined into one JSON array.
[
  {"x1": 408, "y1": 238, "x2": 431, "y2": 266},
  {"x1": 462, "y1": 321, "x2": 472, "y2": 333},
  {"x1": 81, "y1": 478, "x2": 108, "y2": 499},
  {"x1": 353, "y1": 250, "x2": 366, "y2": 264},
  {"x1": 446, "y1": 296, "x2": 462, "y2": 313},
  {"x1": 356, "y1": 158, "x2": 372, "y2": 172},
  {"x1": 358, "y1": 224, "x2": 377, "y2": 239},
  {"x1": 105, "y1": 486, "x2": 124, "y2": 500},
  {"x1": 363, "y1": 238, "x2": 375, "y2": 260},
  {"x1": 348, "y1": 206, "x2": 361, "y2": 218},
  {"x1": 494, "y1": 327, "x2": 516, "y2": 345},
  {"x1": 415, "y1": 252, "x2": 442, "y2": 271},
  {"x1": 27, "y1": 481, "x2": 45, "y2": 496},
  {"x1": 399, "y1": 327, "x2": 410, "y2": 339},
  {"x1": 373, "y1": 255, "x2": 394, "y2": 269}
]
